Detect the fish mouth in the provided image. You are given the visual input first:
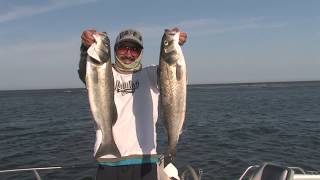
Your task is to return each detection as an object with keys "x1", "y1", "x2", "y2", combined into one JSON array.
[{"x1": 165, "y1": 28, "x2": 180, "y2": 35}]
